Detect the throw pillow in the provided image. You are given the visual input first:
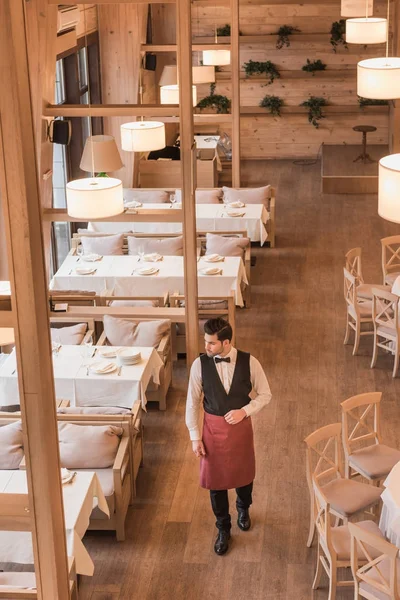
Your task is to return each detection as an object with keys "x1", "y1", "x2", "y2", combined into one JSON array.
[{"x1": 58, "y1": 423, "x2": 123, "y2": 468}]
